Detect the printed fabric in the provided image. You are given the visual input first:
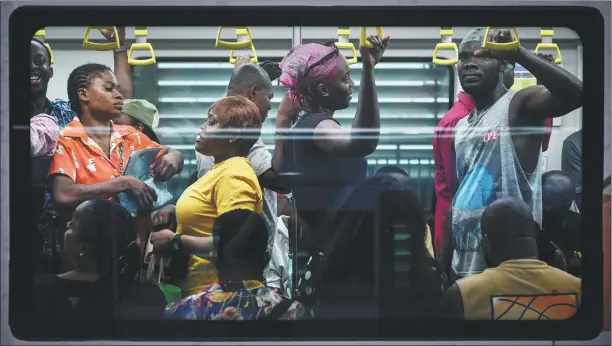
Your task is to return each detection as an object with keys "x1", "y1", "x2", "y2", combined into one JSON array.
[
  {"x1": 50, "y1": 99, "x2": 75, "y2": 129},
  {"x1": 163, "y1": 280, "x2": 310, "y2": 320}
]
